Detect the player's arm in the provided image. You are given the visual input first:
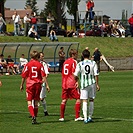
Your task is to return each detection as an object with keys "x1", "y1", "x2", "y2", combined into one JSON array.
[
  {"x1": 95, "y1": 75, "x2": 100, "y2": 91},
  {"x1": 20, "y1": 78, "x2": 25, "y2": 92},
  {"x1": 42, "y1": 76, "x2": 50, "y2": 92},
  {"x1": 0, "y1": 80, "x2": 2, "y2": 87}
]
